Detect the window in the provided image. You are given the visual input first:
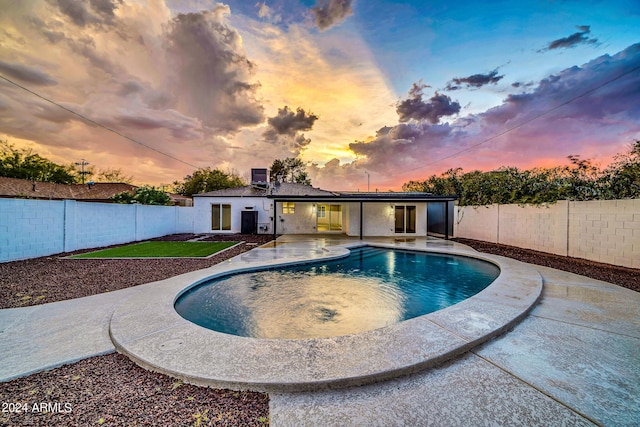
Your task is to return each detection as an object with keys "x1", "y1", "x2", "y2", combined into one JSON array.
[
  {"x1": 394, "y1": 205, "x2": 416, "y2": 233},
  {"x1": 212, "y1": 204, "x2": 231, "y2": 231},
  {"x1": 317, "y1": 205, "x2": 326, "y2": 218},
  {"x1": 282, "y1": 202, "x2": 295, "y2": 214}
]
